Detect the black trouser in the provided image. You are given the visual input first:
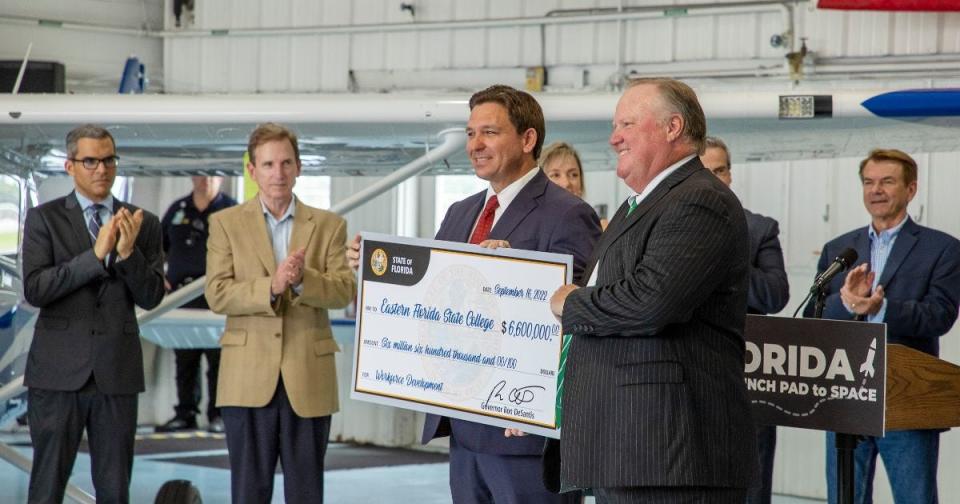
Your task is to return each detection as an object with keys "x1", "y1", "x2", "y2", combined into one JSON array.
[
  {"x1": 222, "y1": 378, "x2": 331, "y2": 504},
  {"x1": 747, "y1": 424, "x2": 777, "y2": 504},
  {"x1": 173, "y1": 0, "x2": 186, "y2": 20},
  {"x1": 27, "y1": 377, "x2": 137, "y2": 504},
  {"x1": 174, "y1": 348, "x2": 220, "y2": 421}
]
